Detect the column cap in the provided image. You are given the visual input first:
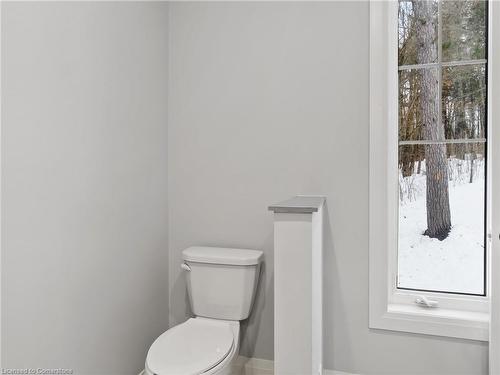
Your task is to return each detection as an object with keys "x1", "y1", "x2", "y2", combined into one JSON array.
[{"x1": 268, "y1": 196, "x2": 326, "y2": 214}]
